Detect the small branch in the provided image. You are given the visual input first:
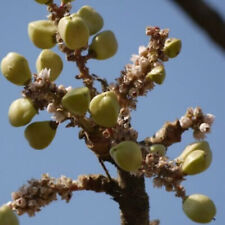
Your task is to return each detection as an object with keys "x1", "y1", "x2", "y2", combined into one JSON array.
[
  {"x1": 10, "y1": 174, "x2": 119, "y2": 216},
  {"x1": 171, "y1": 0, "x2": 225, "y2": 52},
  {"x1": 98, "y1": 158, "x2": 113, "y2": 180}
]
